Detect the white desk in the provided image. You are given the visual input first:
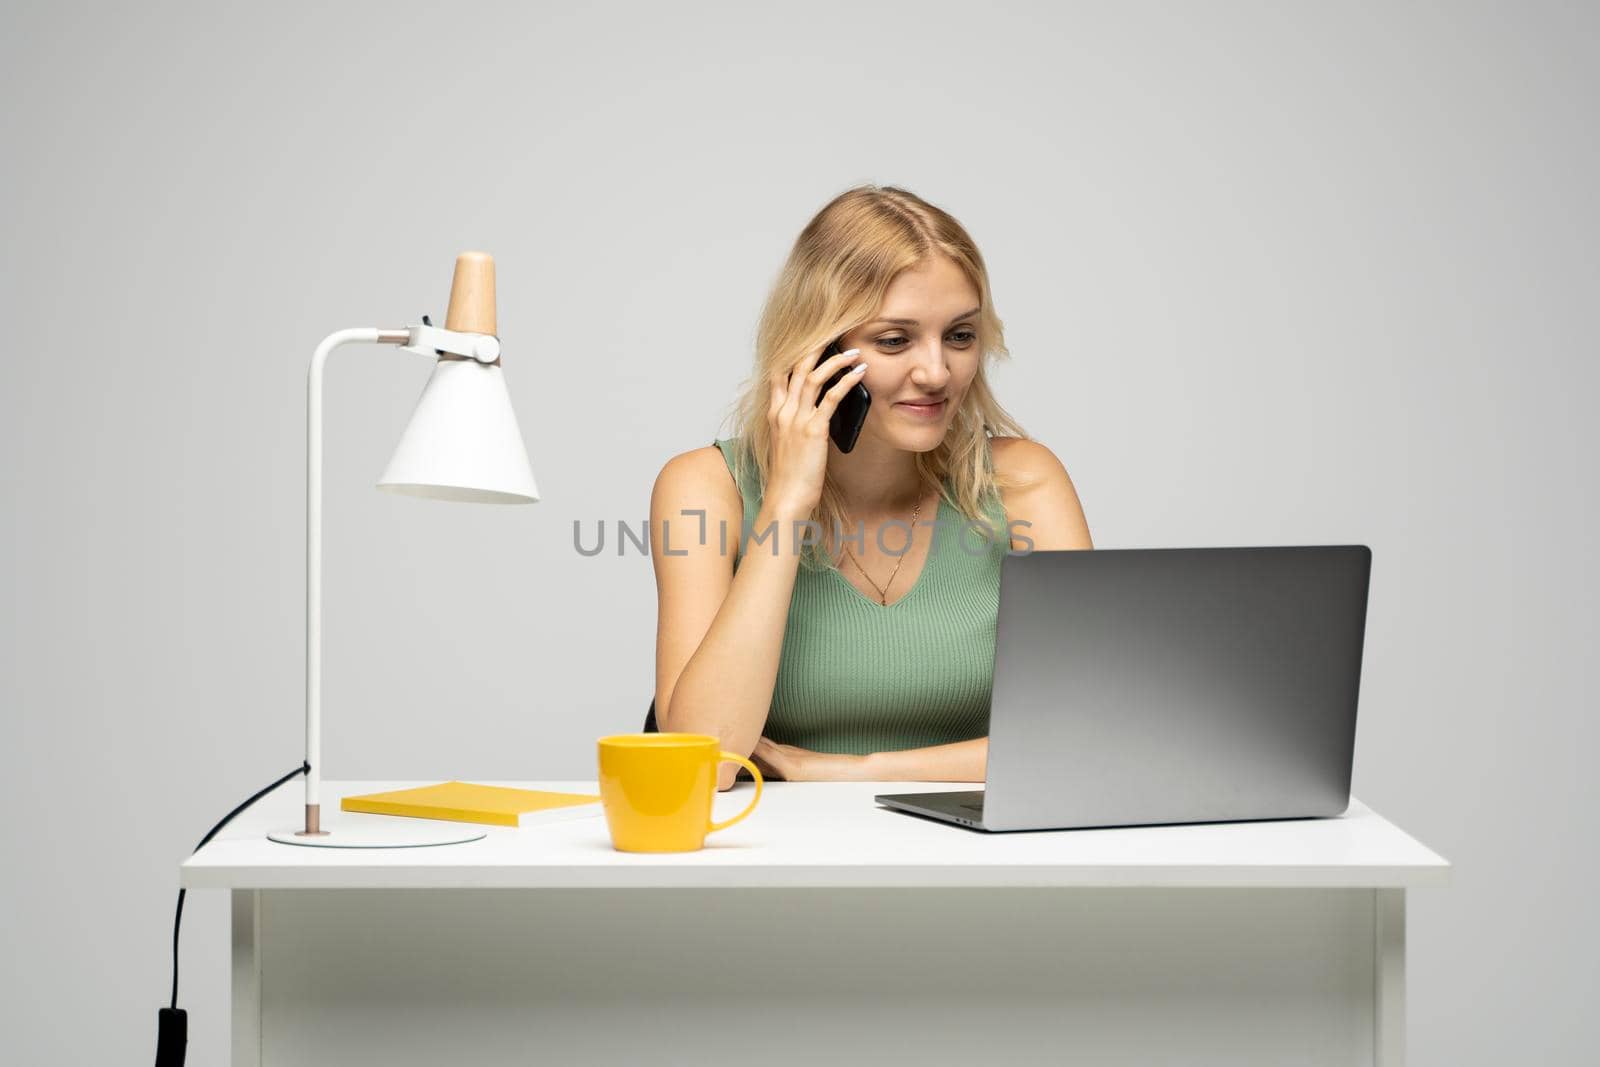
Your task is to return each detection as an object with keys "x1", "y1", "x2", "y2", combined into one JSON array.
[{"x1": 184, "y1": 780, "x2": 1451, "y2": 1067}]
